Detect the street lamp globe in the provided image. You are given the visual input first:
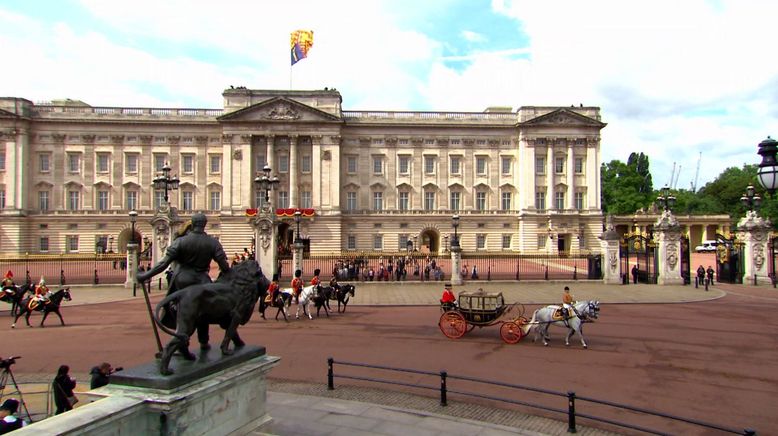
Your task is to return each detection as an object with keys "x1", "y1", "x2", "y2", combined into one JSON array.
[{"x1": 757, "y1": 136, "x2": 778, "y2": 196}]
